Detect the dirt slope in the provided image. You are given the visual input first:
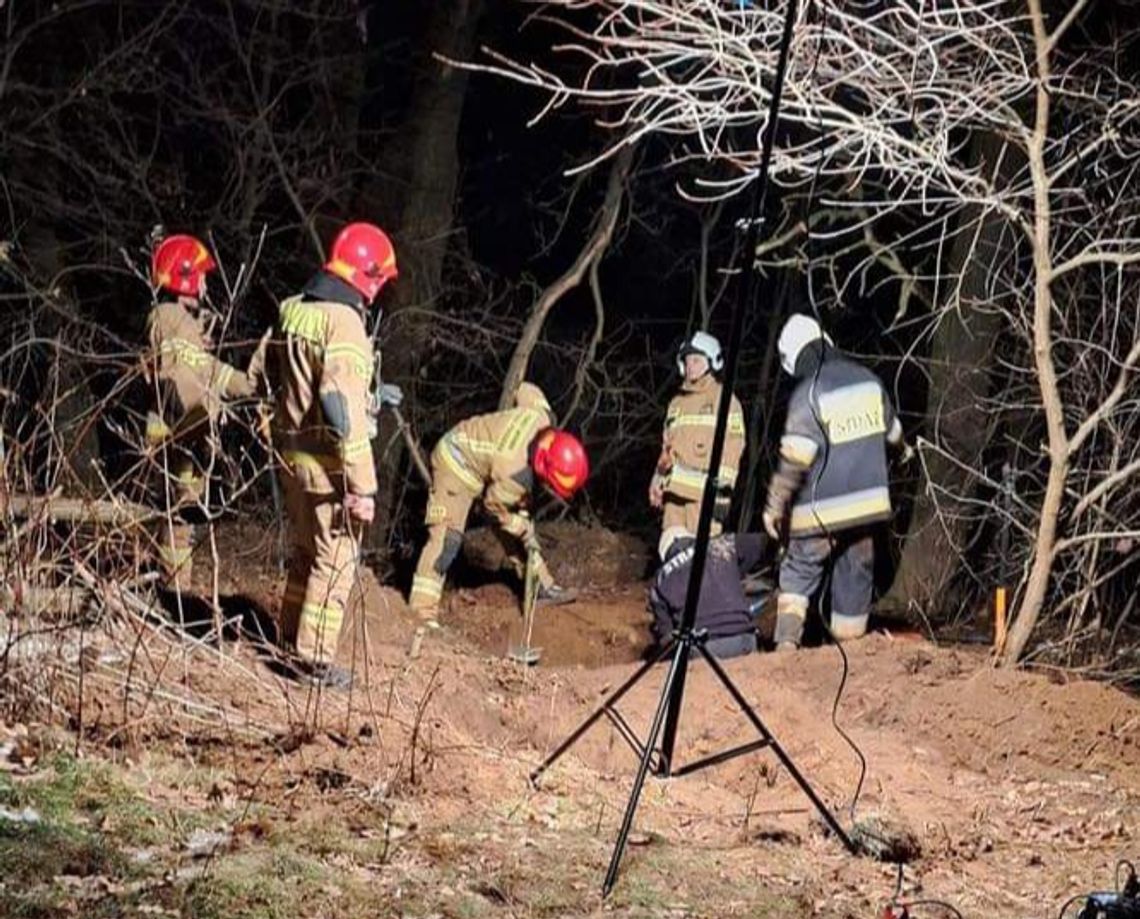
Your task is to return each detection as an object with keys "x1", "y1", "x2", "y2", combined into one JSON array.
[{"x1": 20, "y1": 520, "x2": 1135, "y2": 917}]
